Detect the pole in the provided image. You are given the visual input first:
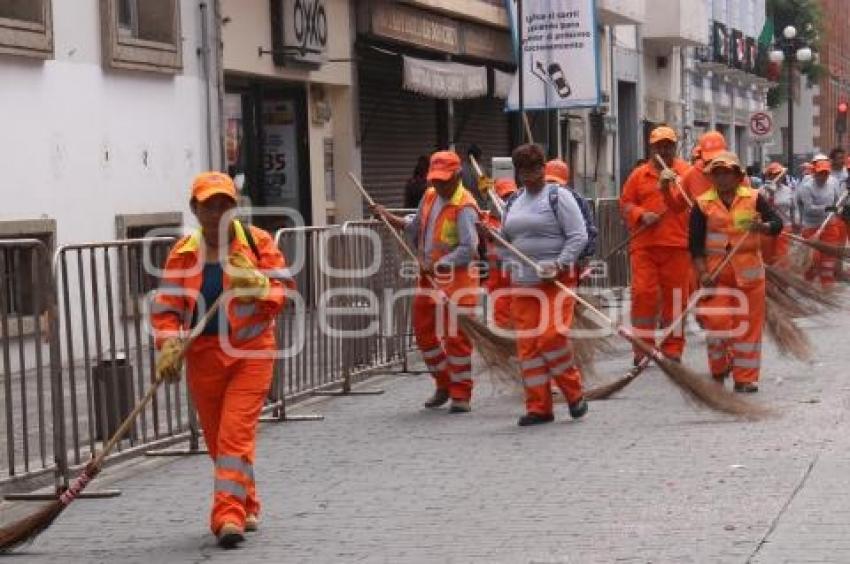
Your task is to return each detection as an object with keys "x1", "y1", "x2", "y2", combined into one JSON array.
[
  {"x1": 517, "y1": 0, "x2": 525, "y2": 143},
  {"x1": 787, "y1": 55, "x2": 794, "y2": 170}
]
